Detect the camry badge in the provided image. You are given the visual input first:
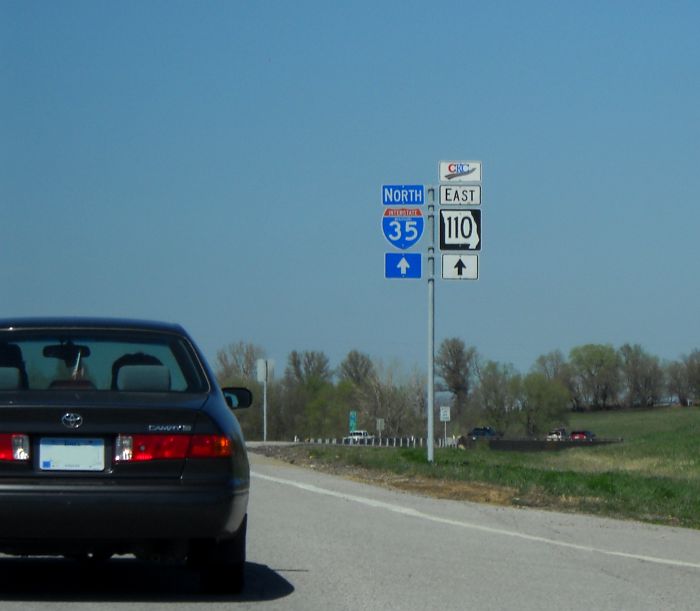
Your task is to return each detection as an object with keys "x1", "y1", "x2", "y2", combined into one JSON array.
[
  {"x1": 61, "y1": 413, "x2": 83, "y2": 429},
  {"x1": 148, "y1": 424, "x2": 192, "y2": 432}
]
